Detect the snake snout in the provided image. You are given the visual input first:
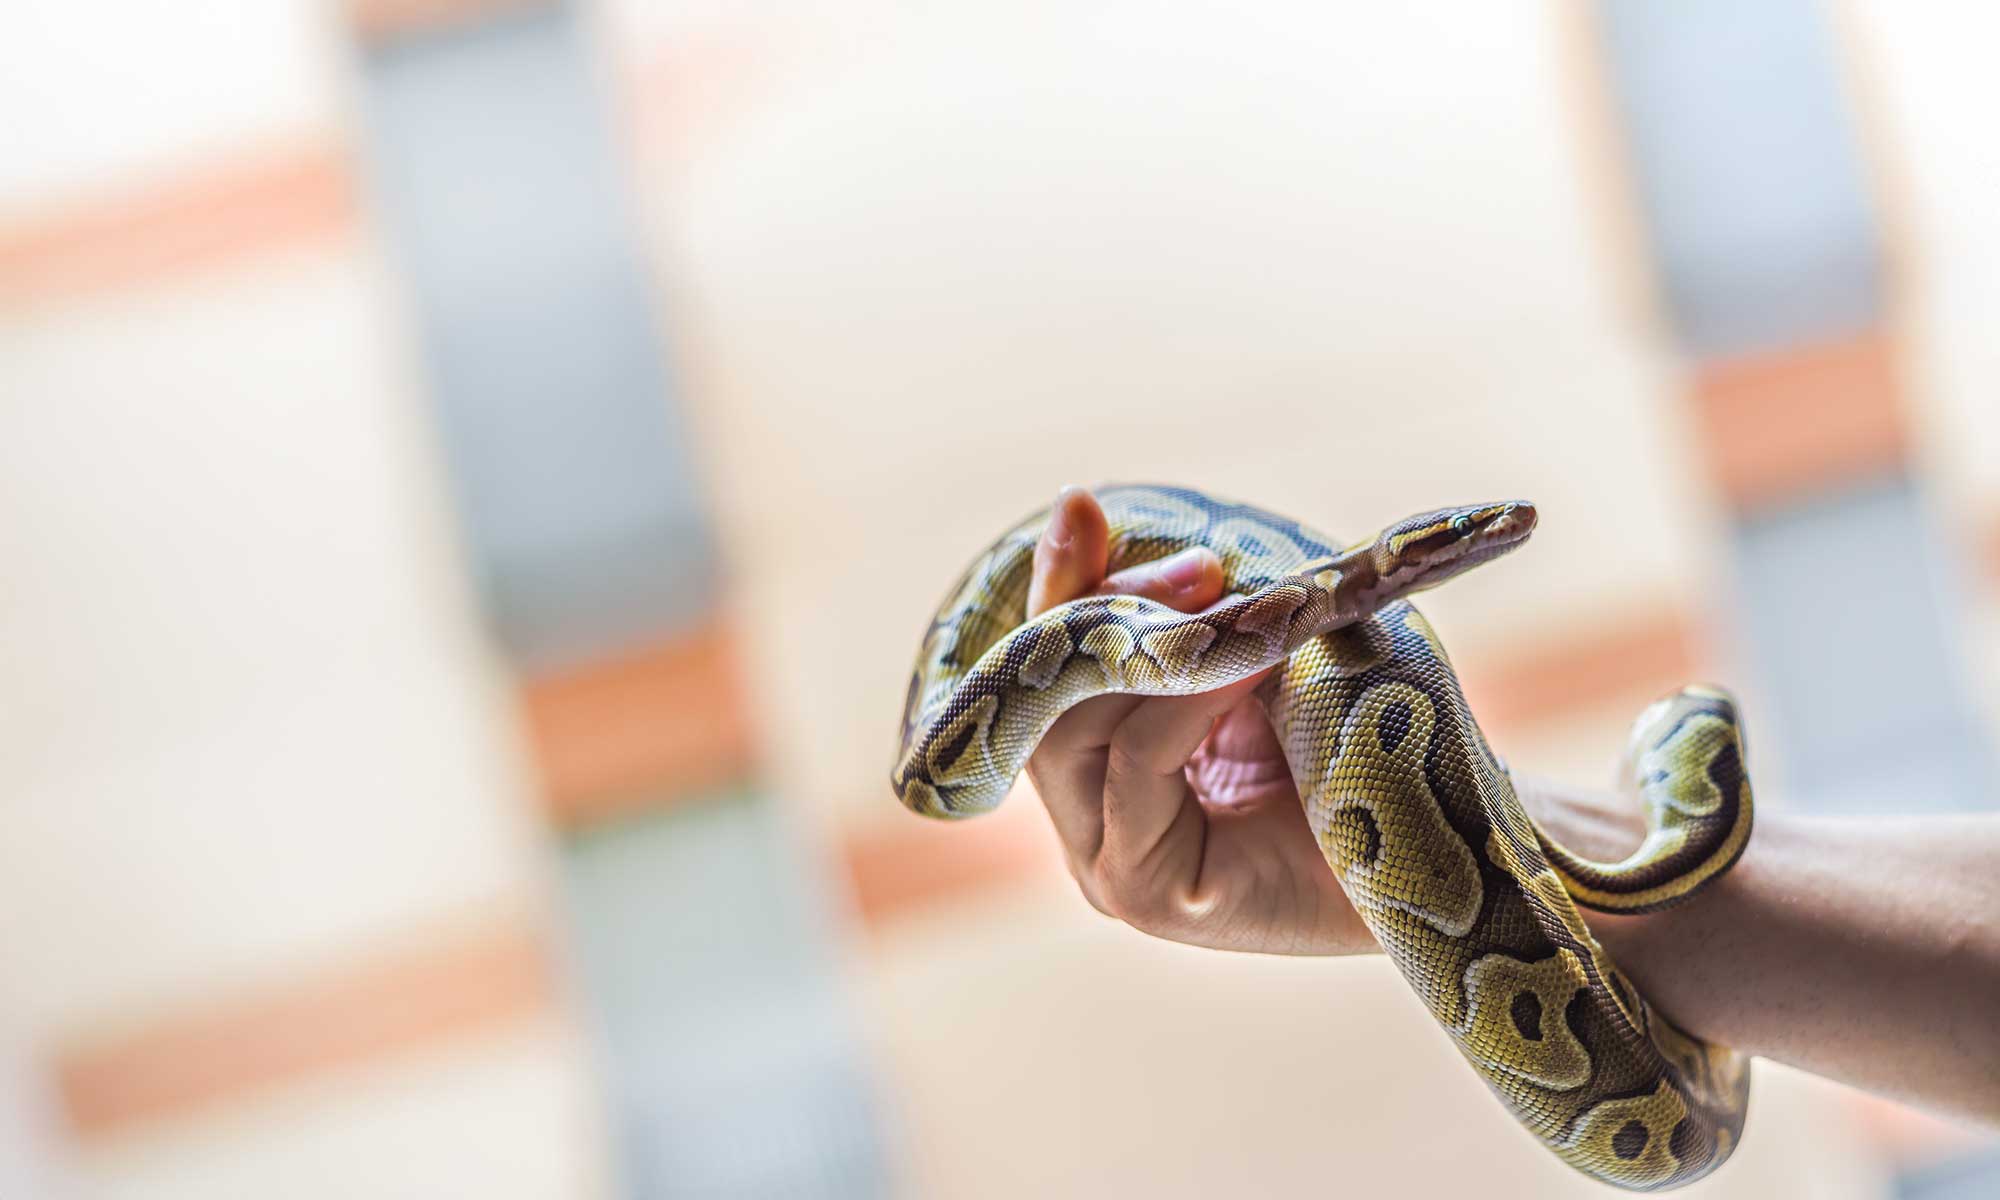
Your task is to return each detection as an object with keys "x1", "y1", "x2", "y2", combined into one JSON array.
[{"x1": 1485, "y1": 500, "x2": 1538, "y2": 544}]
